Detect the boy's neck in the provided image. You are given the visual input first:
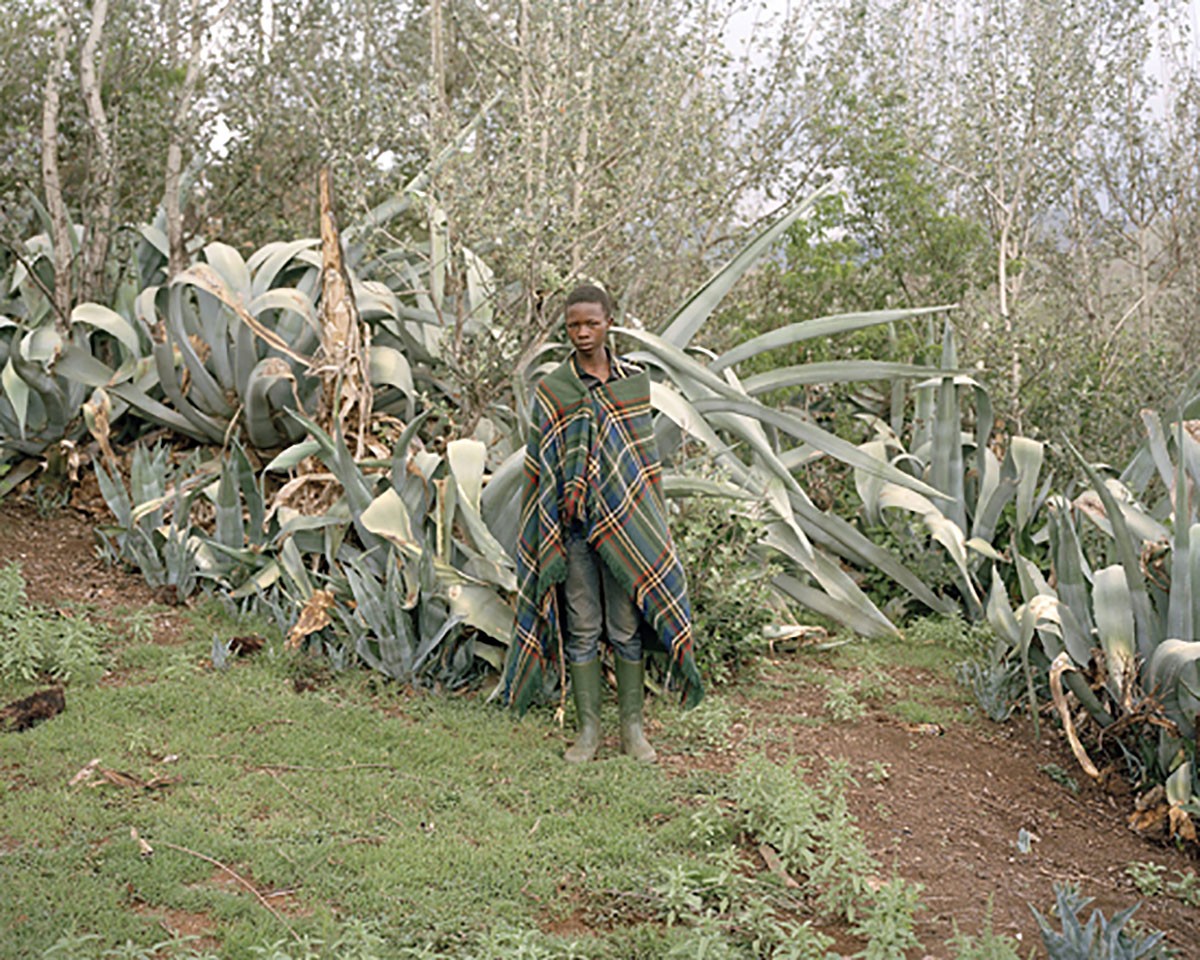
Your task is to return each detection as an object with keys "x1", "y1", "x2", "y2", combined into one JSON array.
[{"x1": 575, "y1": 348, "x2": 610, "y2": 381}]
